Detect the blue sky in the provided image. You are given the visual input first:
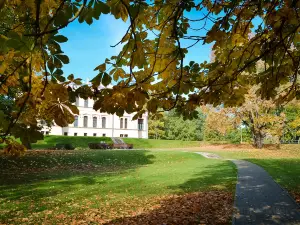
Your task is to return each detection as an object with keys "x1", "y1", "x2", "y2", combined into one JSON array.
[{"x1": 60, "y1": 10, "x2": 213, "y2": 82}]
